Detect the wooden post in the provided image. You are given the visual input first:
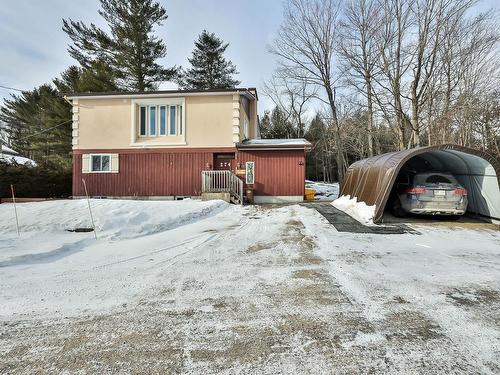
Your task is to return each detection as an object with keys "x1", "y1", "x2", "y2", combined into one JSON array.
[
  {"x1": 82, "y1": 178, "x2": 97, "y2": 240},
  {"x1": 10, "y1": 184, "x2": 20, "y2": 237}
]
